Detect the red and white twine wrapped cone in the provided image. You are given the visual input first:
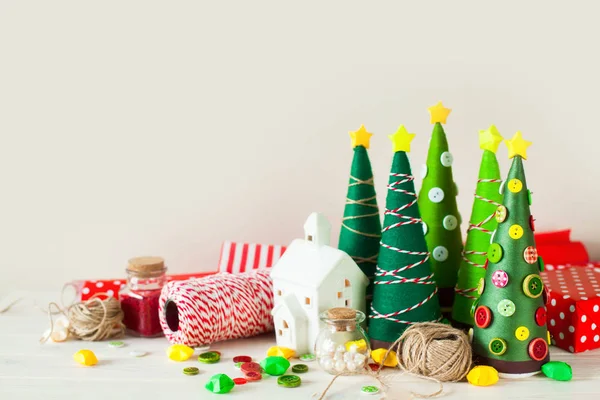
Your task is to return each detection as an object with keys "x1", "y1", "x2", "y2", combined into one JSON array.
[{"x1": 158, "y1": 270, "x2": 274, "y2": 346}]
